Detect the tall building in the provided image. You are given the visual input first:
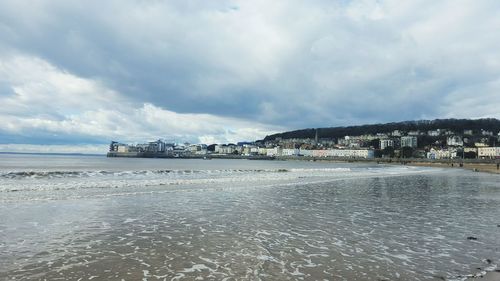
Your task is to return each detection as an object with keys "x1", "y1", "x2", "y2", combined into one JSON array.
[
  {"x1": 401, "y1": 136, "x2": 418, "y2": 148},
  {"x1": 380, "y1": 139, "x2": 394, "y2": 150}
]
